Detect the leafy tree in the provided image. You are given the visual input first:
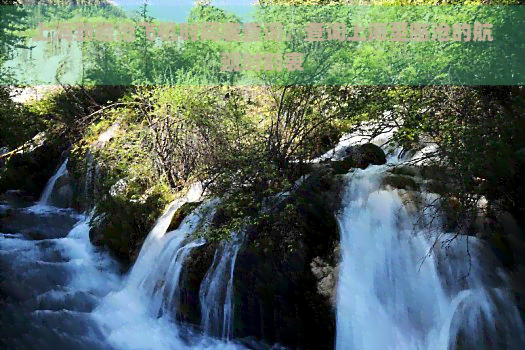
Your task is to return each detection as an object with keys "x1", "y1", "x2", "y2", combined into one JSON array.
[{"x1": 0, "y1": 0, "x2": 29, "y2": 83}]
